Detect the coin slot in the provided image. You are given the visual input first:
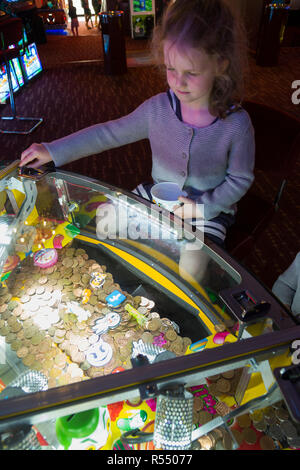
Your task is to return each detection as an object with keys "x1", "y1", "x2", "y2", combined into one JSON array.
[{"x1": 233, "y1": 290, "x2": 257, "y2": 311}]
